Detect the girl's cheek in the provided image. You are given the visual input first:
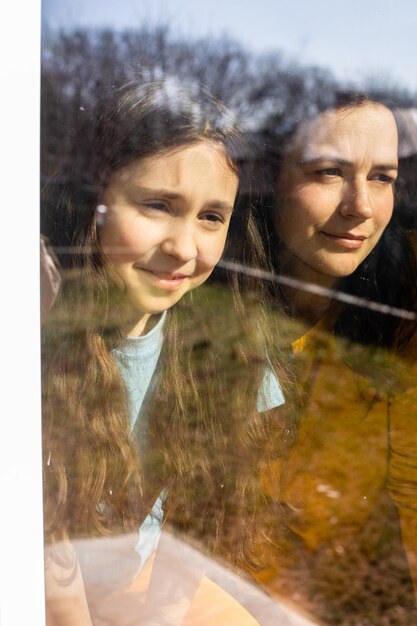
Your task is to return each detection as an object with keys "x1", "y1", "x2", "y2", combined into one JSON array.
[
  {"x1": 112, "y1": 218, "x2": 162, "y2": 257},
  {"x1": 105, "y1": 264, "x2": 125, "y2": 290},
  {"x1": 204, "y1": 235, "x2": 229, "y2": 269}
]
